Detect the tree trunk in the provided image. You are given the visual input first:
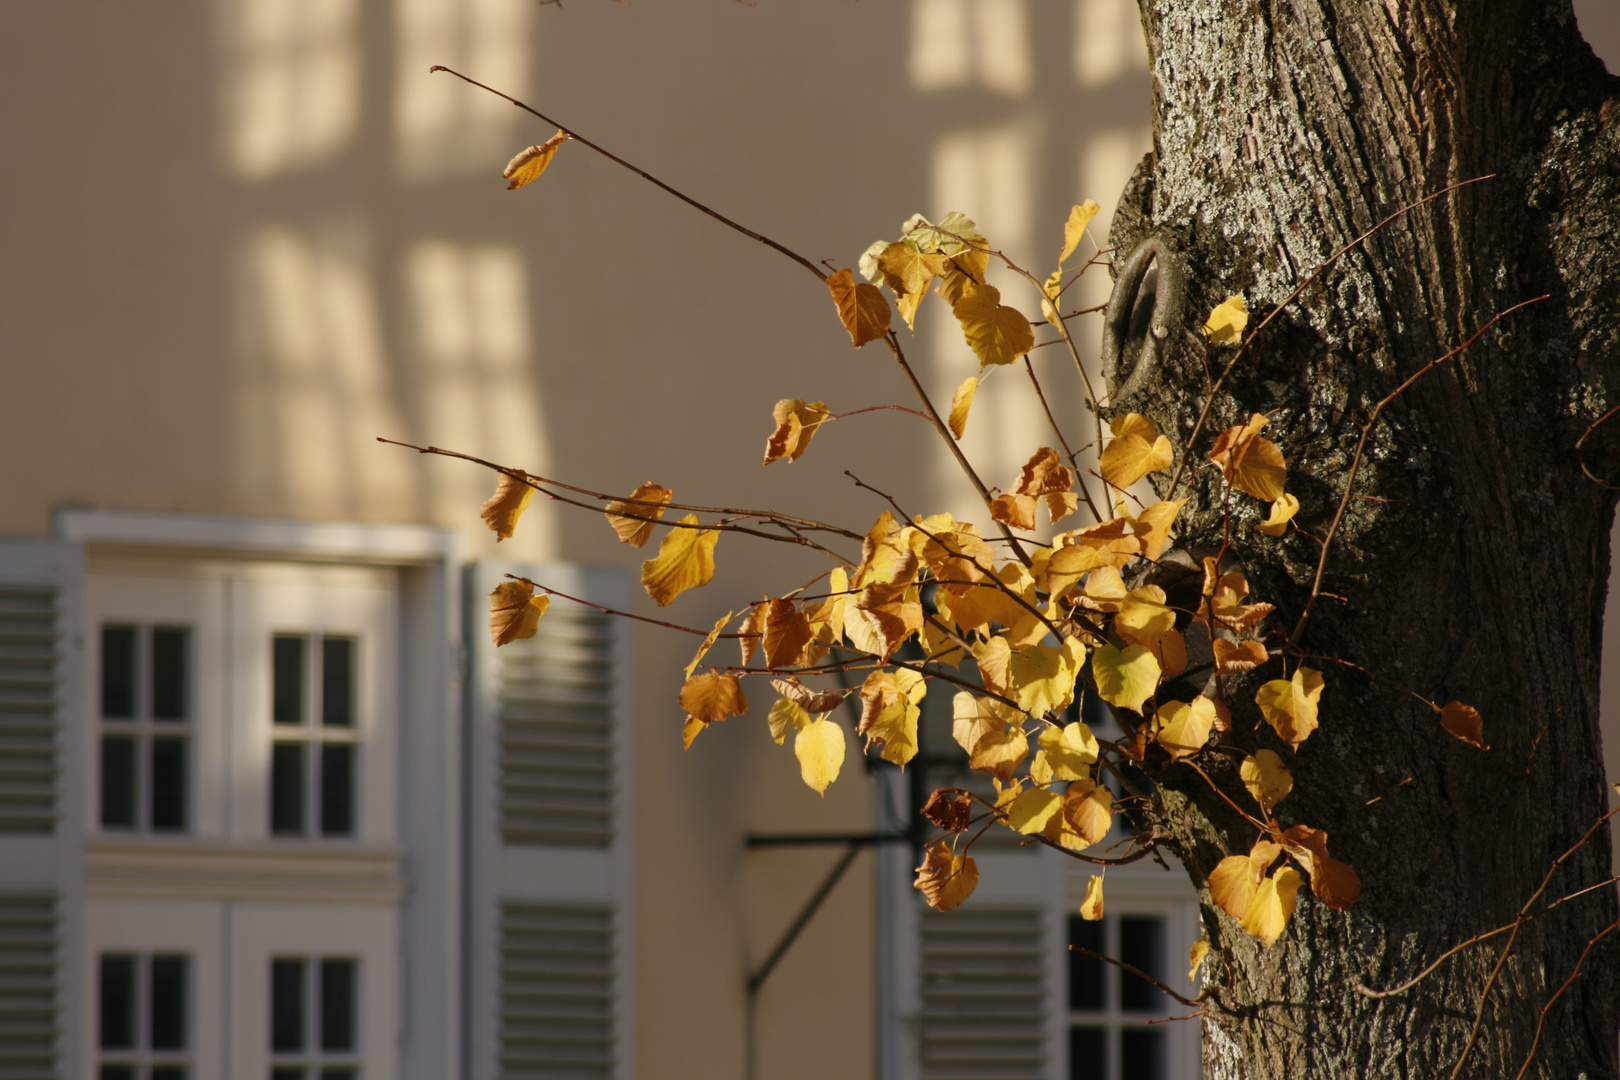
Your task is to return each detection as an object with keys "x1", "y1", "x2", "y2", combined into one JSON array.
[{"x1": 1109, "y1": 2, "x2": 1620, "y2": 1076}]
